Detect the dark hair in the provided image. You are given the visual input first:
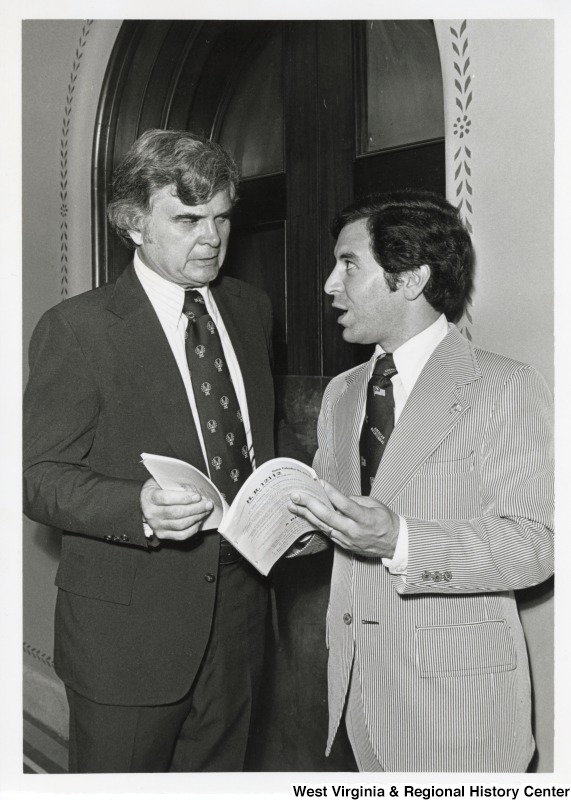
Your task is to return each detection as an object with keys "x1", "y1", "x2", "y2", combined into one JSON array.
[
  {"x1": 331, "y1": 189, "x2": 474, "y2": 321},
  {"x1": 107, "y1": 129, "x2": 240, "y2": 247}
]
